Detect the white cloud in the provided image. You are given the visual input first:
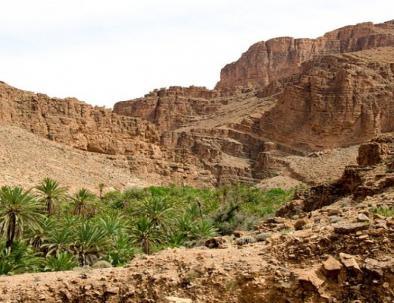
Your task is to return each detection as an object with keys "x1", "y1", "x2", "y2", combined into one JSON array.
[{"x1": 0, "y1": 0, "x2": 393, "y2": 105}]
